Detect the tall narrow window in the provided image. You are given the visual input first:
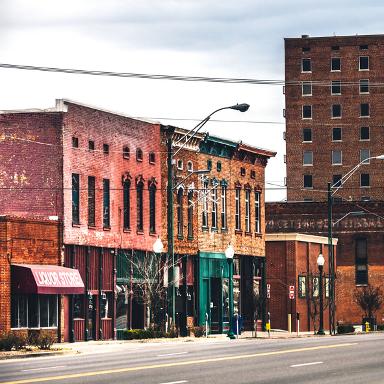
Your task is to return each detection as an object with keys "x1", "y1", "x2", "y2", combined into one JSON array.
[
  {"x1": 149, "y1": 182, "x2": 156, "y2": 233},
  {"x1": 302, "y1": 81, "x2": 312, "y2": 96},
  {"x1": 331, "y1": 57, "x2": 341, "y2": 71},
  {"x1": 360, "y1": 79, "x2": 369, "y2": 94},
  {"x1": 255, "y1": 191, "x2": 261, "y2": 233},
  {"x1": 177, "y1": 188, "x2": 183, "y2": 238},
  {"x1": 136, "y1": 181, "x2": 144, "y2": 231},
  {"x1": 202, "y1": 179, "x2": 209, "y2": 228},
  {"x1": 245, "y1": 189, "x2": 251, "y2": 233},
  {"x1": 221, "y1": 183, "x2": 227, "y2": 229},
  {"x1": 88, "y1": 176, "x2": 95, "y2": 227},
  {"x1": 187, "y1": 190, "x2": 193, "y2": 239},
  {"x1": 235, "y1": 187, "x2": 241, "y2": 231},
  {"x1": 103, "y1": 179, "x2": 110, "y2": 228},
  {"x1": 302, "y1": 58, "x2": 311, "y2": 72},
  {"x1": 211, "y1": 185, "x2": 218, "y2": 229},
  {"x1": 123, "y1": 179, "x2": 131, "y2": 230},
  {"x1": 356, "y1": 238, "x2": 368, "y2": 285},
  {"x1": 72, "y1": 173, "x2": 80, "y2": 224}
]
